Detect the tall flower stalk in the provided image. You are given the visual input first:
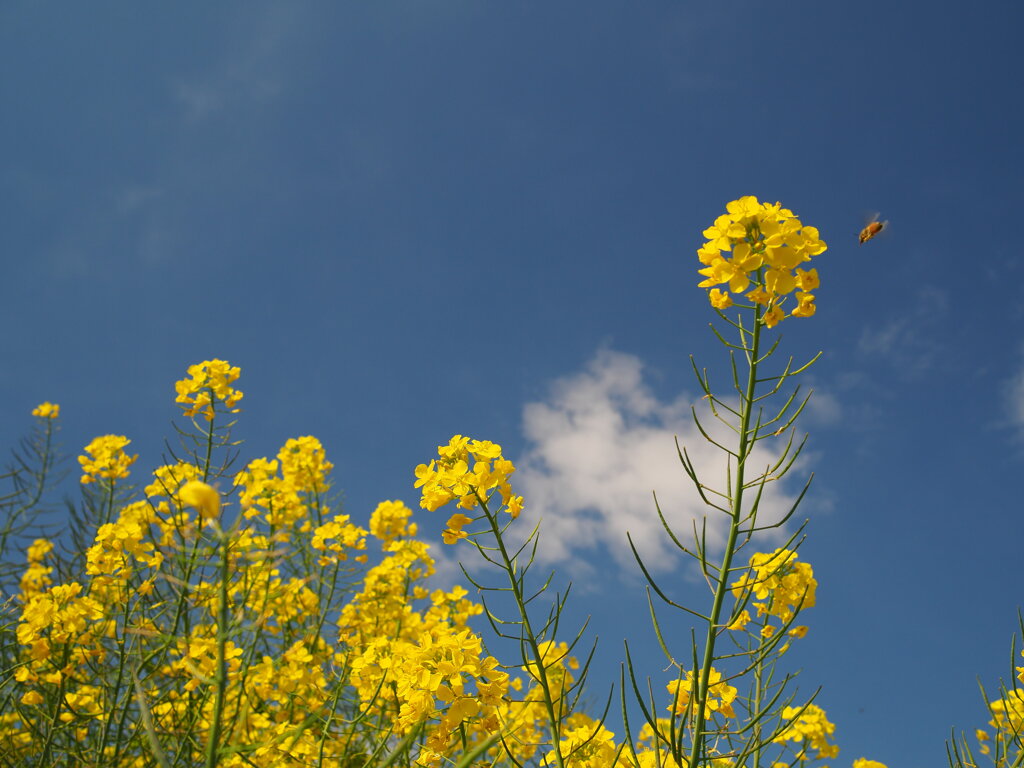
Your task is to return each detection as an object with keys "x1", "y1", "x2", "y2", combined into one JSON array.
[{"x1": 623, "y1": 196, "x2": 843, "y2": 768}]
